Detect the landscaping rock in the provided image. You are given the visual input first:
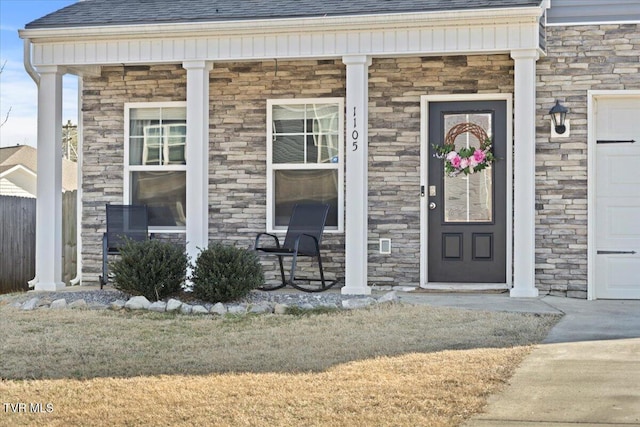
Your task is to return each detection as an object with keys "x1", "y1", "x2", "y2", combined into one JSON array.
[
  {"x1": 210, "y1": 302, "x2": 227, "y2": 315},
  {"x1": 110, "y1": 300, "x2": 126, "y2": 310},
  {"x1": 125, "y1": 296, "x2": 151, "y2": 310},
  {"x1": 50, "y1": 298, "x2": 67, "y2": 309},
  {"x1": 249, "y1": 303, "x2": 273, "y2": 314},
  {"x1": 274, "y1": 303, "x2": 289, "y2": 315},
  {"x1": 8, "y1": 289, "x2": 389, "y2": 318},
  {"x1": 191, "y1": 305, "x2": 209, "y2": 315},
  {"x1": 342, "y1": 297, "x2": 376, "y2": 310},
  {"x1": 149, "y1": 301, "x2": 167, "y2": 312},
  {"x1": 227, "y1": 305, "x2": 247, "y2": 315},
  {"x1": 37, "y1": 299, "x2": 52, "y2": 308},
  {"x1": 377, "y1": 291, "x2": 398, "y2": 304},
  {"x1": 69, "y1": 299, "x2": 88, "y2": 309},
  {"x1": 166, "y1": 299, "x2": 182, "y2": 312},
  {"x1": 22, "y1": 297, "x2": 39, "y2": 311},
  {"x1": 318, "y1": 303, "x2": 339, "y2": 310}
]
